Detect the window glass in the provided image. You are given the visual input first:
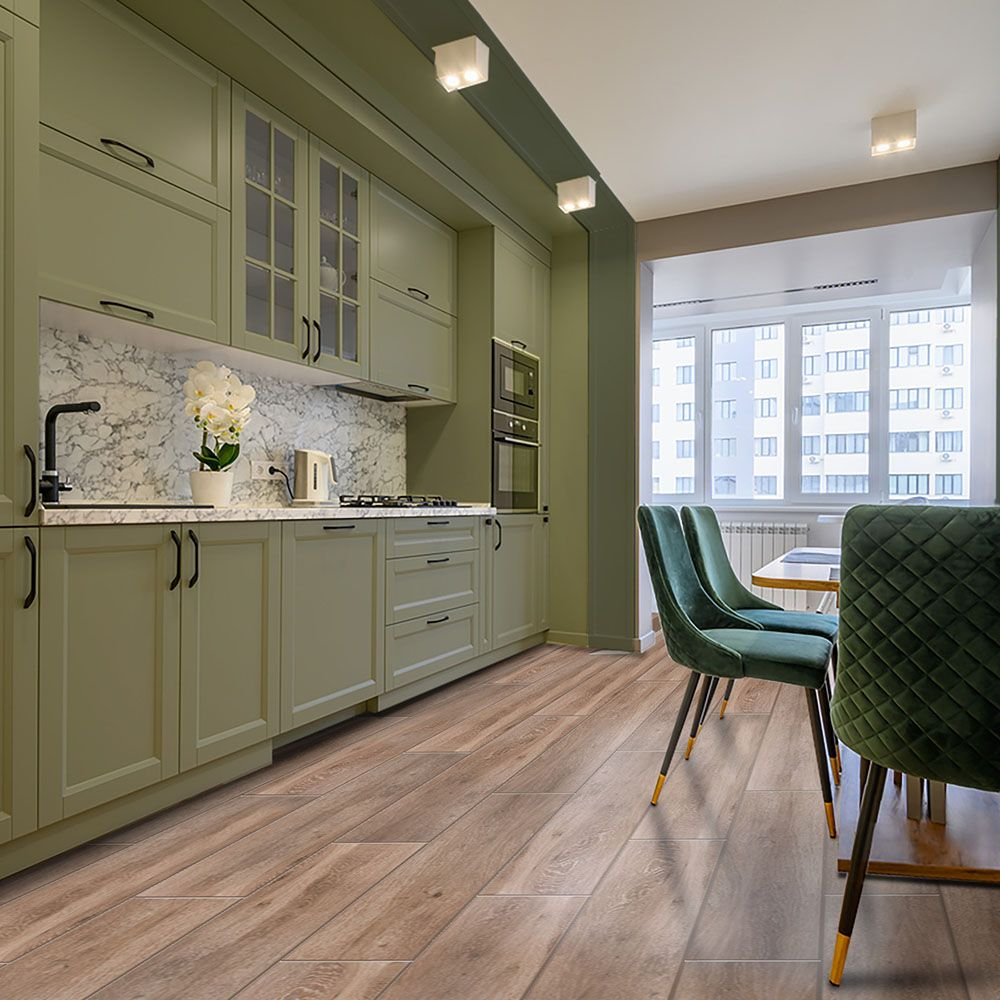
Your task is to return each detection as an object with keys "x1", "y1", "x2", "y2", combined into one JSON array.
[{"x1": 651, "y1": 337, "x2": 696, "y2": 494}]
